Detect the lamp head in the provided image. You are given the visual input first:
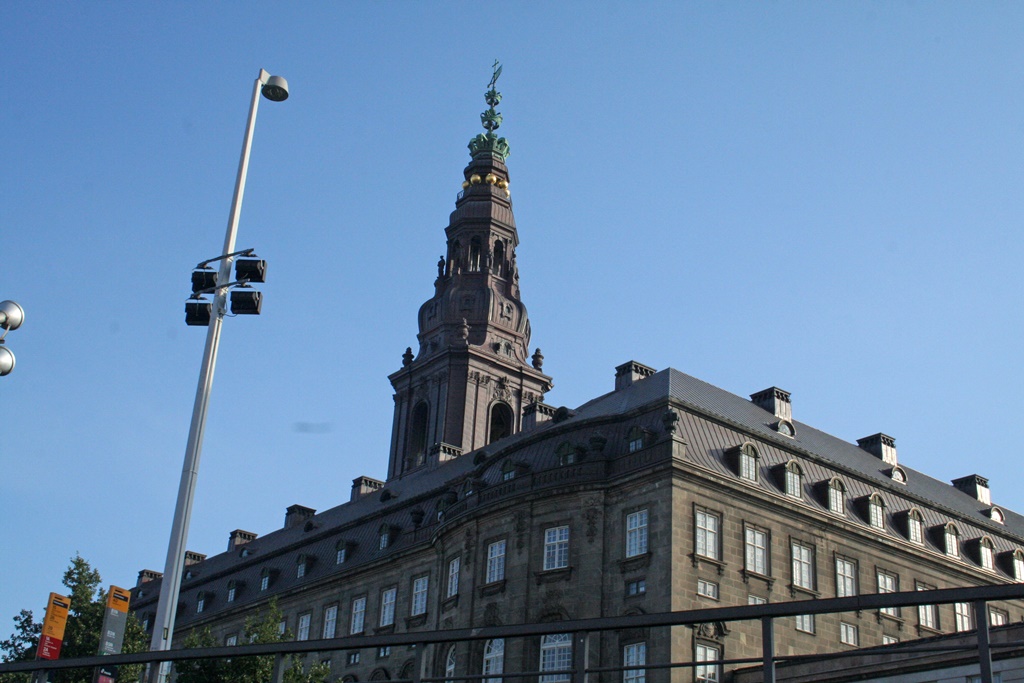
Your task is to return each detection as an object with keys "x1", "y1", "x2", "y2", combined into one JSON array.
[
  {"x1": 0, "y1": 301, "x2": 24, "y2": 331},
  {"x1": 0, "y1": 346, "x2": 14, "y2": 376},
  {"x1": 262, "y1": 75, "x2": 289, "y2": 102}
]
